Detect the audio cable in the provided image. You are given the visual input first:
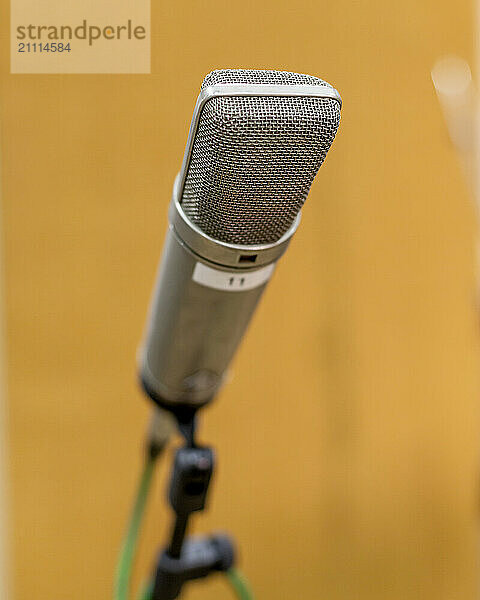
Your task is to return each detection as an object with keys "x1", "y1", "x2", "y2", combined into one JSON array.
[
  {"x1": 114, "y1": 409, "x2": 173, "y2": 600},
  {"x1": 114, "y1": 452, "x2": 157, "y2": 600}
]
